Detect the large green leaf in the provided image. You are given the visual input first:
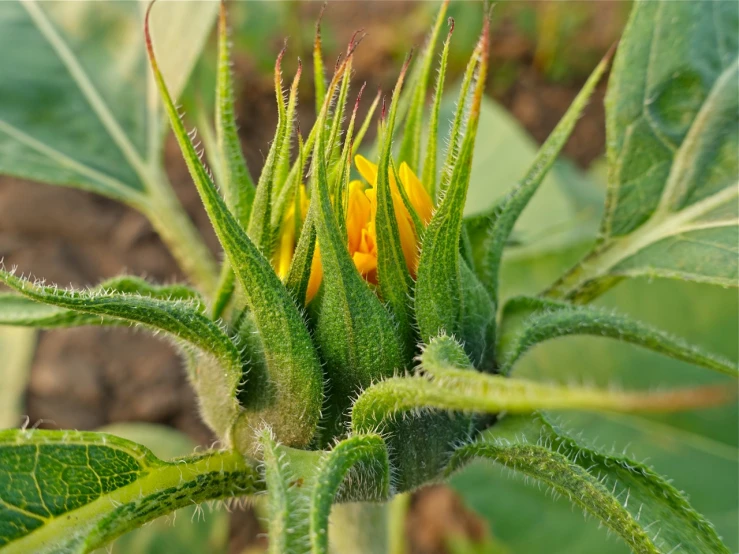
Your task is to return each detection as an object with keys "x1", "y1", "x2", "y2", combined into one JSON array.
[
  {"x1": 0, "y1": 1, "x2": 219, "y2": 293},
  {"x1": 0, "y1": 429, "x2": 259, "y2": 553},
  {"x1": 549, "y1": 0, "x2": 739, "y2": 301},
  {"x1": 0, "y1": 0, "x2": 216, "y2": 201},
  {"x1": 0, "y1": 328, "x2": 36, "y2": 429}
]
